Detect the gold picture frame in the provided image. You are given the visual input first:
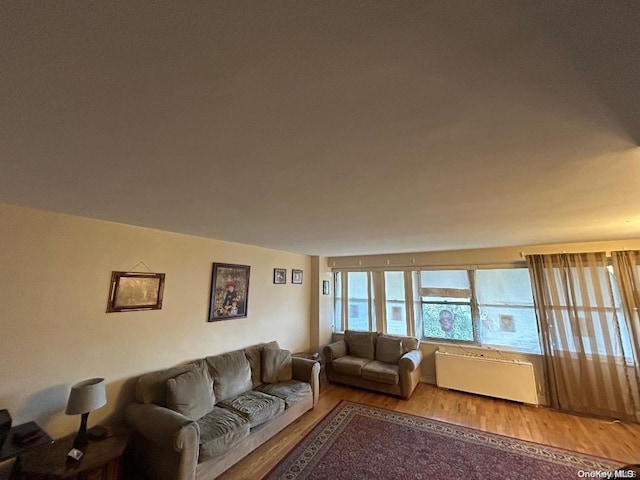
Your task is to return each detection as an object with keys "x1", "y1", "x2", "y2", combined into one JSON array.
[{"x1": 107, "y1": 271, "x2": 165, "y2": 313}]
